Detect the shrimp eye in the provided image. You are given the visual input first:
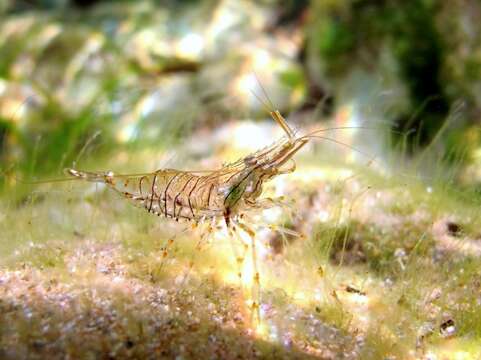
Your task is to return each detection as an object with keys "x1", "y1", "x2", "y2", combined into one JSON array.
[{"x1": 244, "y1": 155, "x2": 257, "y2": 166}]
